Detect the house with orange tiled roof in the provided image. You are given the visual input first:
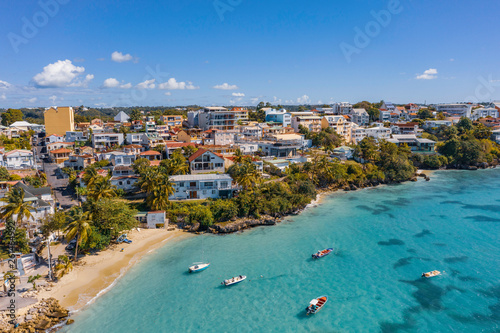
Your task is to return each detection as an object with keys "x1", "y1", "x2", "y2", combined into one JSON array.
[
  {"x1": 165, "y1": 141, "x2": 197, "y2": 157},
  {"x1": 188, "y1": 148, "x2": 225, "y2": 174},
  {"x1": 2, "y1": 150, "x2": 34, "y2": 169},
  {"x1": 139, "y1": 150, "x2": 162, "y2": 165},
  {"x1": 46, "y1": 141, "x2": 75, "y2": 152},
  {"x1": 49, "y1": 148, "x2": 72, "y2": 165}
]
